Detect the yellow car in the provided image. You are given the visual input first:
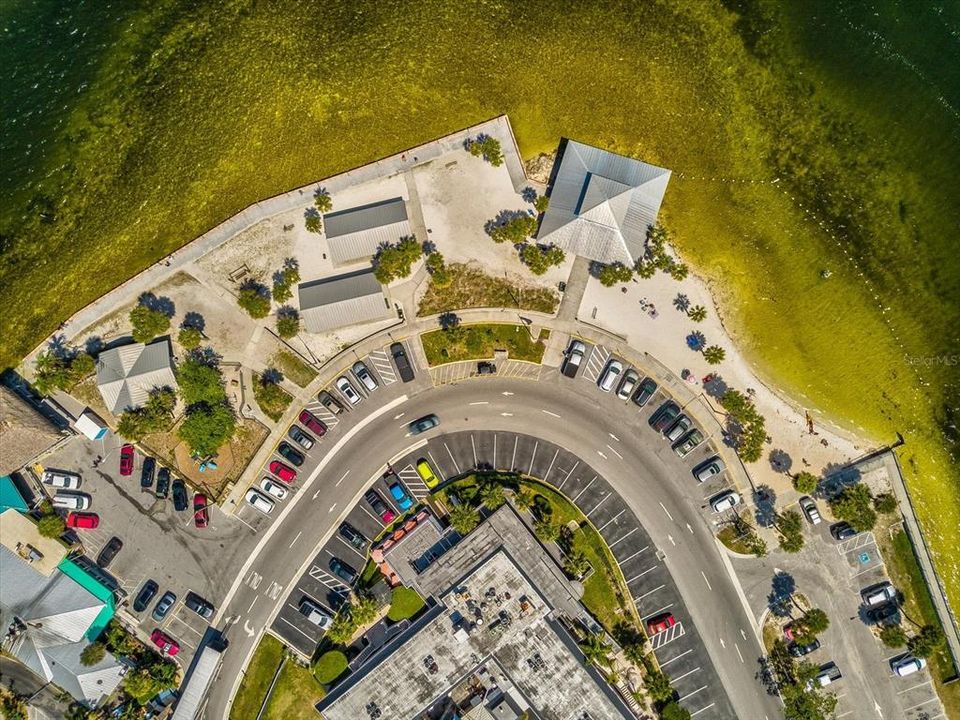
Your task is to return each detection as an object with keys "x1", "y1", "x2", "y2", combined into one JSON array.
[{"x1": 417, "y1": 459, "x2": 439, "y2": 489}]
